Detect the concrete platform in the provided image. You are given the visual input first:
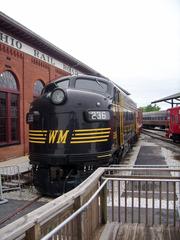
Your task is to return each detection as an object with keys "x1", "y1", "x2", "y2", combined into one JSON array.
[{"x1": 135, "y1": 145, "x2": 167, "y2": 166}]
